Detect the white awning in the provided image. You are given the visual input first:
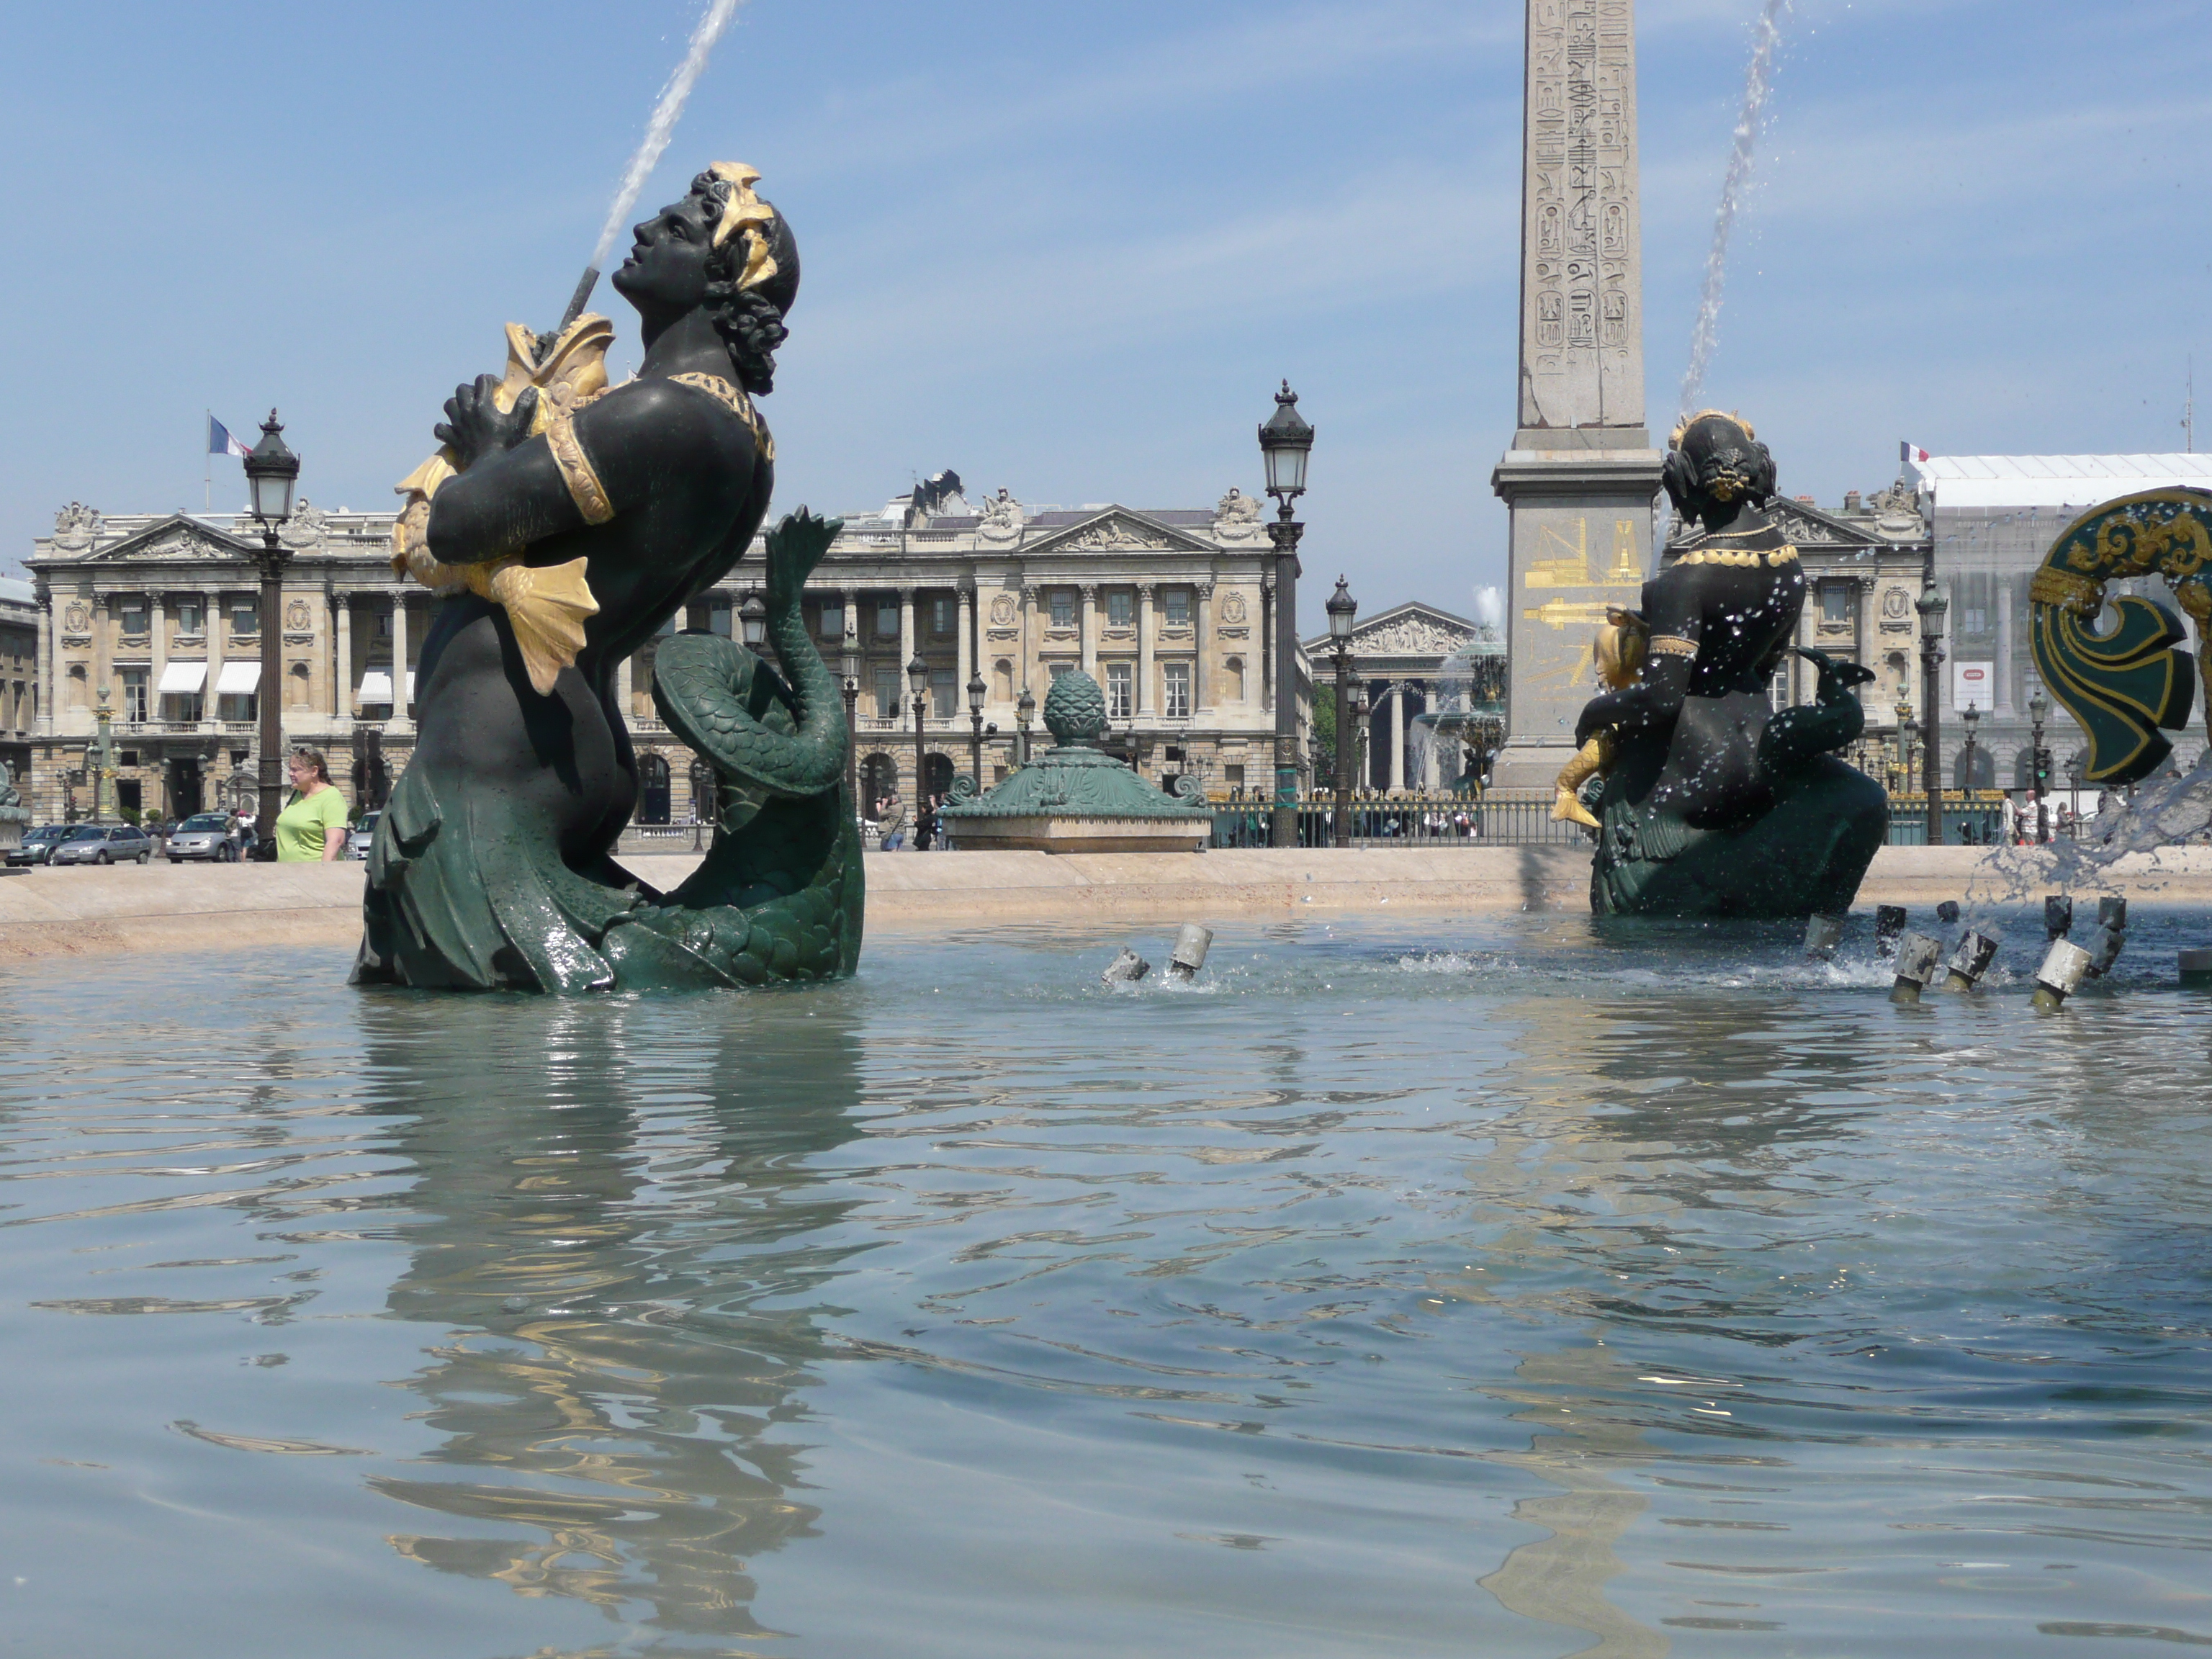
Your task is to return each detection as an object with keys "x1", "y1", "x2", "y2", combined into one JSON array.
[
  {"x1": 156, "y1": 662, "x2": 206, "y2": 694},
  {"x1": 215, "y1": 662, "x2": 261, "y2": 693},
  {"x1": 356, "y1": 670, "x2": 392, "y2": 702}
]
